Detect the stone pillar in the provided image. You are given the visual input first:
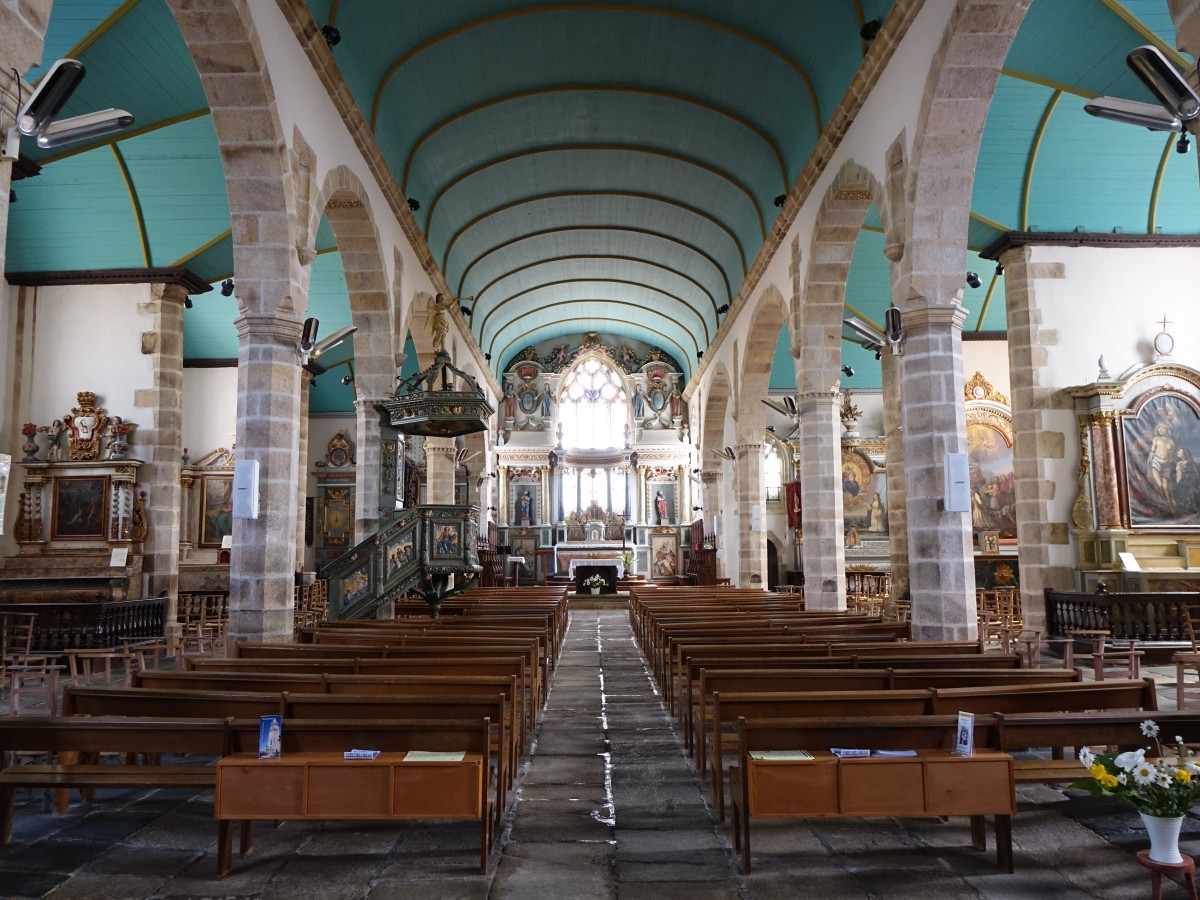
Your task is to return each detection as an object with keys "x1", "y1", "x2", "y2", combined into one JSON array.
[
  {"x1": 881, "y1": 350, "x2": 908, "y2": 602},
  {"x1": 354, "y1": 379, "x2": 390, "y2": 539},
  {"x1": 230, "y1": 312, "x2": 304, "y2": 644},
  {"x1": 798, "y1": 390, "x2": 846, "y2": 609},
  {"x1": 1001, "y1": 246, "x2": 1075, "y2": 633},
  {"x1": 900, "y1": 303, "x2": 976, "y2": 640},
  {"x1": 733, "y1": 442, "x2": 765, "y2": 587},
  {"x1": 135, "y1": 282, "x2": 188, "y2": 636},
  {"x1": 425, "y1": 437, "x2": 457, "y2": 505}
]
